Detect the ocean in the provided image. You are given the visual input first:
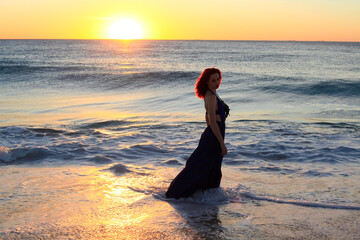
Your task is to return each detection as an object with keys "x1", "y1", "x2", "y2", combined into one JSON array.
[{"x1": 0, "y1": 40, "x2": 359, "y2": 239}]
